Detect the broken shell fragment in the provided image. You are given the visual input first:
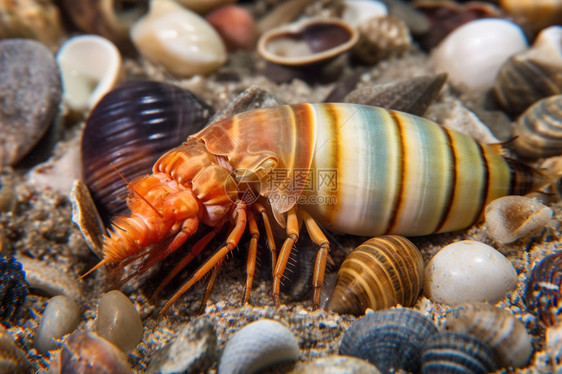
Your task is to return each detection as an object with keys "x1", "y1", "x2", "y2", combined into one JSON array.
[
  {"x1": 0, "y1": 325, "x2": 31, "y2": 373},
  {"x1": 485, "y1": 196, "x2": 554, "y2": 244},
  {"x1": 341, "y1": 0, "x2": 388, "y2": 26},
  {"x1": 257, "y1": 18, "x2": 358, "y2": 67},
  {"x1": 57, "y1": 35, "x2": 123, "y2": 112},
  {"x1": 500, "y1": 0, "x2": 562, "y2": 33},
  {"x1": 176, "y1": 0, "x2": 237, "y2": 14},
  {"x1": 130, "y1": 0, "x2": 227, "y2": 77}
]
